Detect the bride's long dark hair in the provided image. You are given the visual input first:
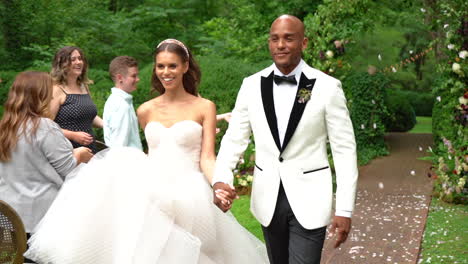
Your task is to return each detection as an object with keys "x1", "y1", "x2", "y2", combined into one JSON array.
[{"x1": 150, "y1": 40, "x2": 201, "y2": 96}]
